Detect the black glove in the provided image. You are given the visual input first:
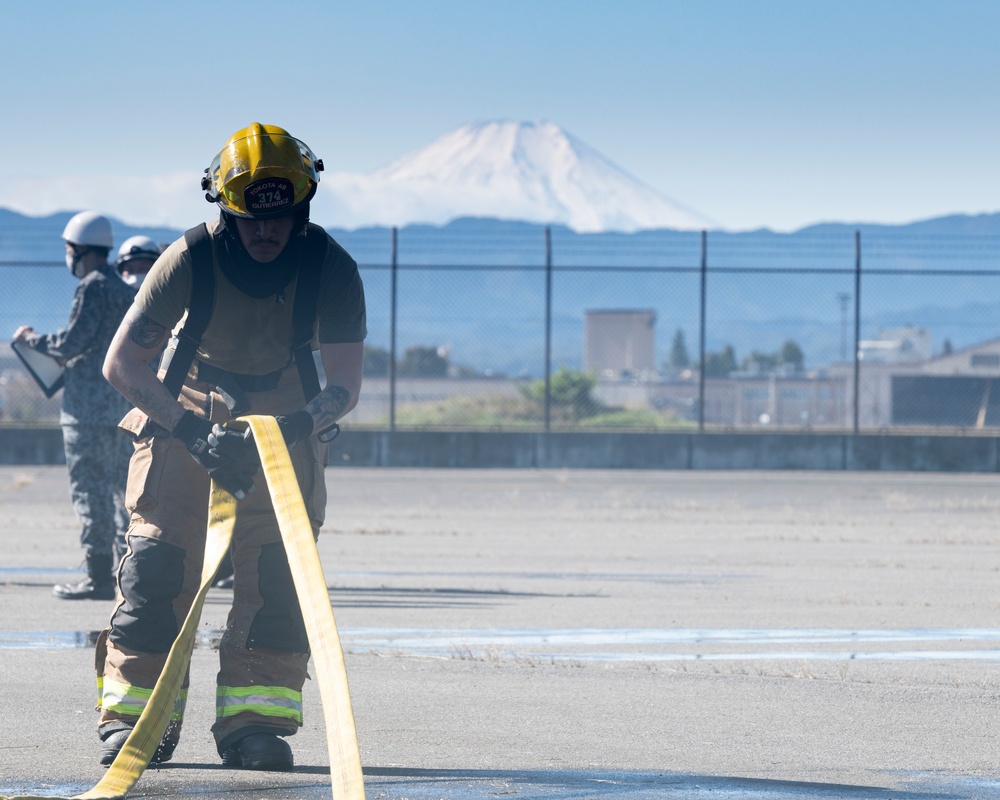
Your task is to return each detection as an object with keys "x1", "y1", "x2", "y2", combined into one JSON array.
[
  {"x1": 208, "y1": 422, "x2": 261, "y2": 467},
  {"x1": 172, "y1": 411, "x2": 258, "y2": 500},
  {"x1": 209, "y1": 410, "x2": 314, "y2": 471}
]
